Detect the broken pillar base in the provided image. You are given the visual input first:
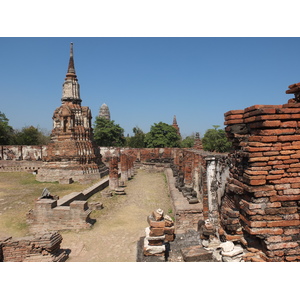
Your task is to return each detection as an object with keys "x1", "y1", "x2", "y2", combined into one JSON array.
[
  {"x1": 89, "y1": 202, "x2": 103, "y2": 210},
  {"x1": 187, "y1": 196, "x2": 199, "y2": 204},
  {"x1": 101, "y1": 190, "x2": 113, "y2": 198},
  {"x1": 114, "y1": 188, "x2": 126, "y2": 195}
]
